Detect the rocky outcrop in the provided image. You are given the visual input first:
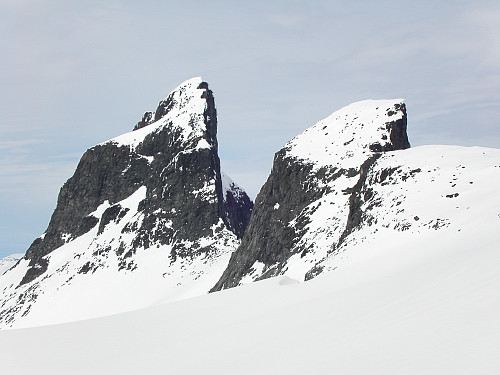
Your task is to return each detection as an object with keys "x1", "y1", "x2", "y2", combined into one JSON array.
[
  {"x1": 2, "y1": 85, "x2": 498, "y2": 330},
  {"x1": 0, "y1": 78, "x2": 252, "y2": 328},
  {"x1": 20, "y1": 78, "x2": 253, "y2": 285},
  {"x1": 212, "y1": 100, "x2": 410, "y2": 291},
  {"x1": 221, "y1": 173, "x2": 253, "y2": 239}
]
